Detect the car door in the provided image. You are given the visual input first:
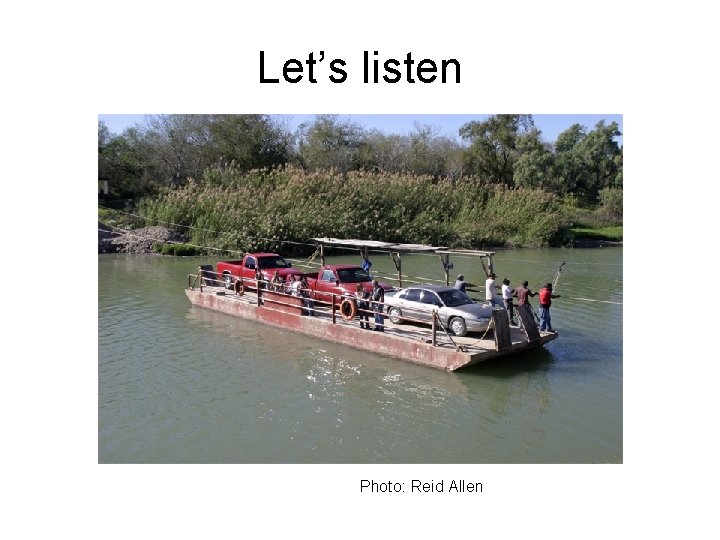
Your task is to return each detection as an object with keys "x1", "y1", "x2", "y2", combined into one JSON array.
[
  {"x1": 419, "y1": 290, "x2": 444, "y2": 324},
  {"x1": 316, "y1": 268, "x2": 341, "y2": 303},
  {"x1": 242, "y1": 256, "x2": 257, "y2": 280},
  {"x1": 391, "y1": 288, "x2": 417, "y2": 322}
]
